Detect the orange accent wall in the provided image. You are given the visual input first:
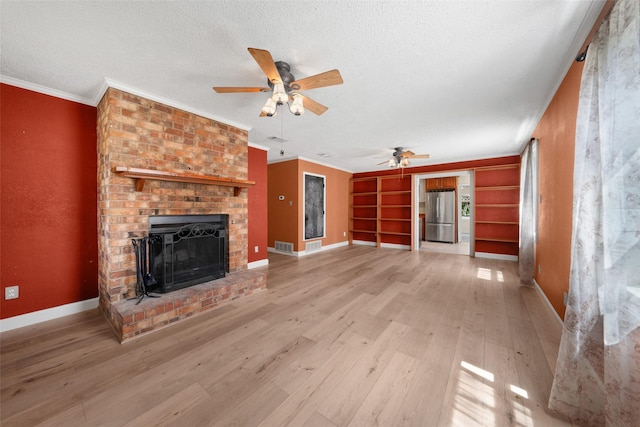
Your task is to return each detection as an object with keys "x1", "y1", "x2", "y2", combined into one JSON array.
[
  {"x1": 532, "y1": 60, "x2": 585, "y2": 319},
  {"x1": 248, "y1": 146, "x2": 268, "y2": 263},
  {"x1": 268, "y1": 160, "x2": 299, "y2": 250},
  {"x1": 268, "y1": 159, "x2": 350, "y2": 252},
  {"x1": 1, "y1": 84, "x2": 98, "y2": 319},
  {"x1": 297, "y1": 159, "x2": 351, "y2": 250}
]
